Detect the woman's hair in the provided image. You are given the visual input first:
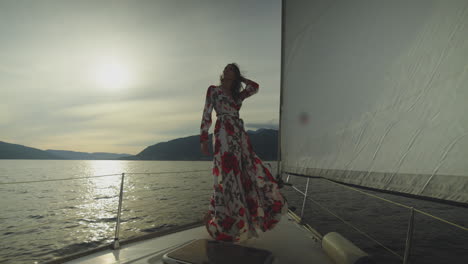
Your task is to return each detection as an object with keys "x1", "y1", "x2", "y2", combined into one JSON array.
[{"x1": 220, "y1": 63, "x2": 245, "y2": 101}]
